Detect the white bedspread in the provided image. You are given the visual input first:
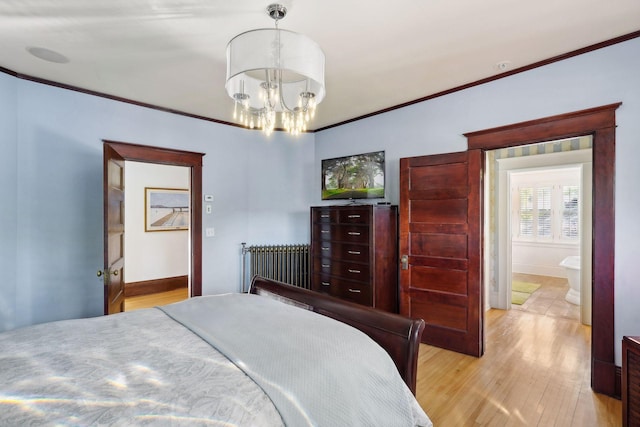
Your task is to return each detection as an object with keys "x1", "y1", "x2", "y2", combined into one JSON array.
[
  {"x1": 0, "y1": 293, "x2": 432, "y2": 426},
  {"x1": 161, "y1": 294, "x2": 432, "y2": 427},
  {"x1": 0, "y1": 307, "x2": 282, "y2": 426}
]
